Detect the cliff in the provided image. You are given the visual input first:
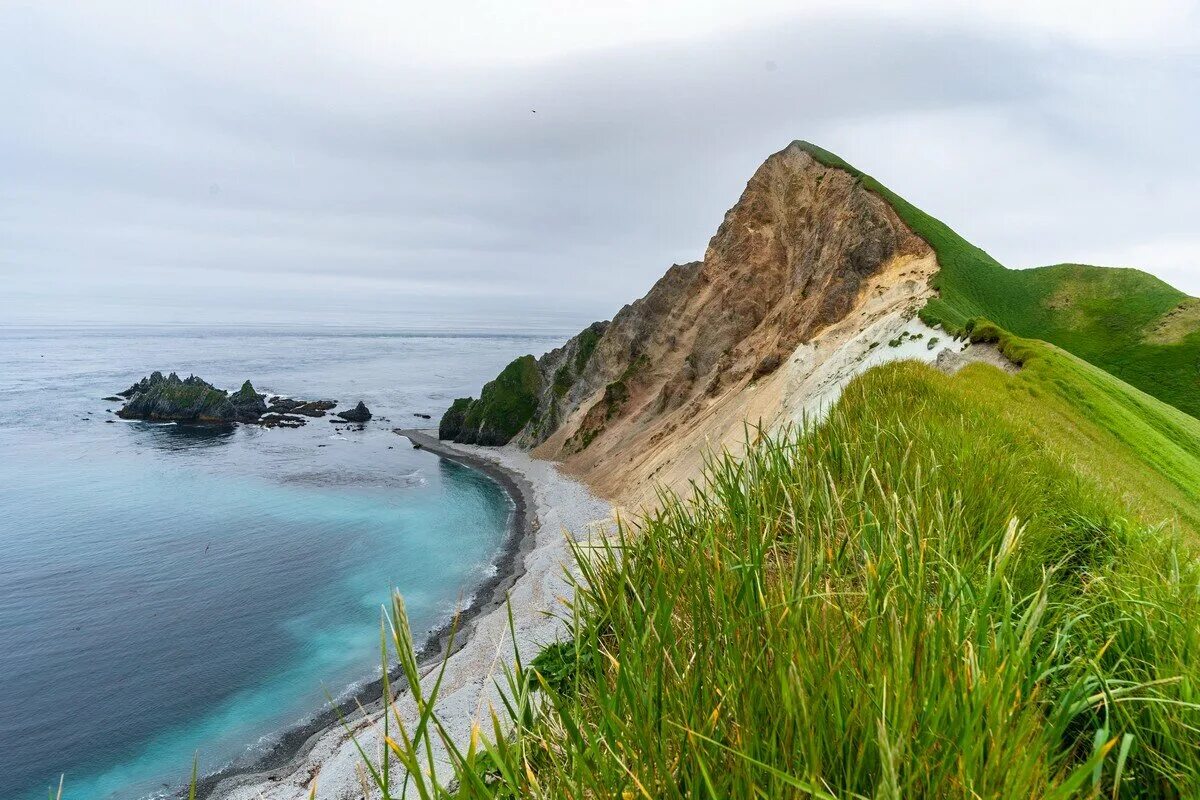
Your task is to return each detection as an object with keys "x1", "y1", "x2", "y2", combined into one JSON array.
[
  {"x1": 420, "y1": 142, "x2": 1200, "y2": 800},
  {"x1": 442, "y1": 142, "x2": 937, "y2": 506},
  {"x1": 799, "y1": 142, "x2": 1200, "y2": 420},
  {"x1": 443, "y1": 139, "x2": 1200, "y2": 509}
]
